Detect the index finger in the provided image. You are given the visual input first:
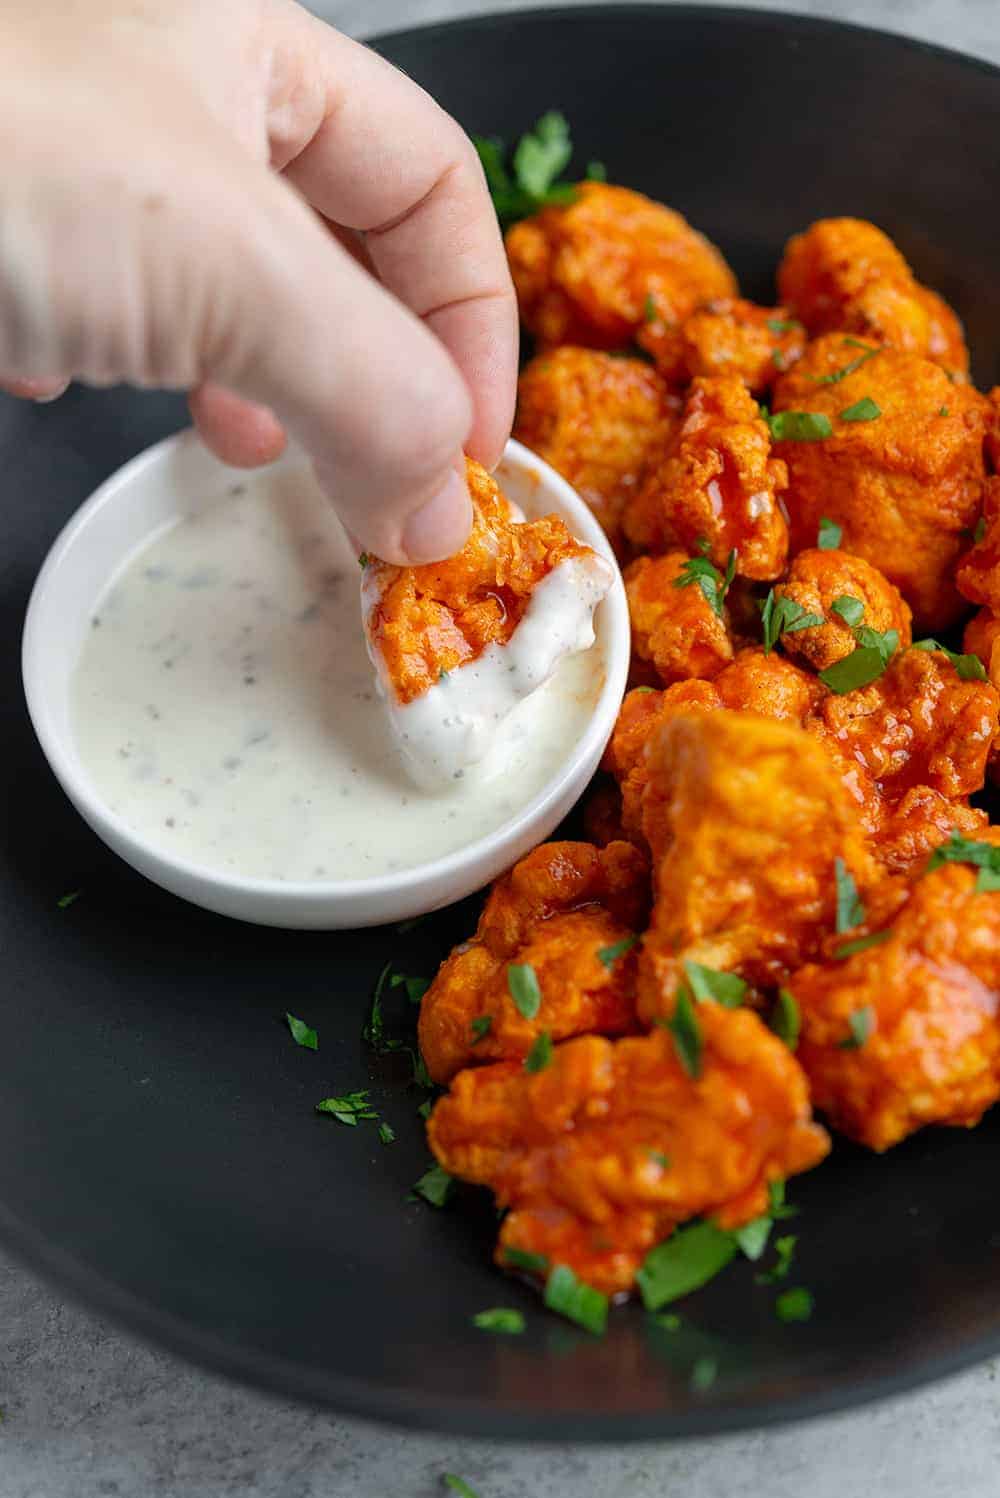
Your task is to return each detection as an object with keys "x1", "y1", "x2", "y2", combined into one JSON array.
[{"x1": 266, "y1": 5, "x2": 518, "y2": 467}]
